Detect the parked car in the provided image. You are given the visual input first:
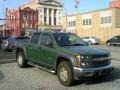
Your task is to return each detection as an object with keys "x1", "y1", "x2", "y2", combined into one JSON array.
[
  {"x1": 1, "y1": 36, "x2": 29, "y2": 51},
  {"x1": 14, "y1": 32, "x2": 114, "y2": 86},
  {"x1": 106, "y1": 35, "x2": 120, "y2": 46},
  {"x1": 0, "y1": 36, "x2": 10, "y2": 49},
  {"x1": 82, "y1": 36, "x2": 100, "y2": 45}
]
